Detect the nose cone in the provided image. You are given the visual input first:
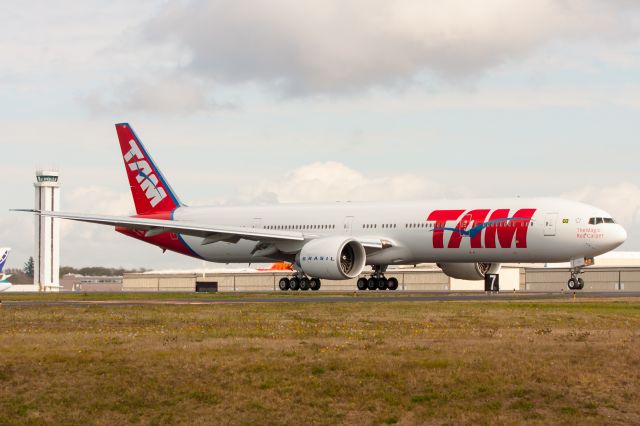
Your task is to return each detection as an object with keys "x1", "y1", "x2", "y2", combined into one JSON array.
[
  {"x1": 609, "y1": 225, "x2": 627, "y2": 250},
  {"x1": 603, "y1": 224, "x2": 627, "y2": 251}
]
